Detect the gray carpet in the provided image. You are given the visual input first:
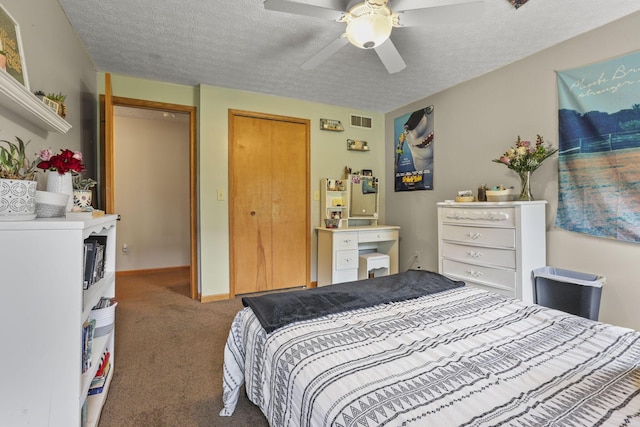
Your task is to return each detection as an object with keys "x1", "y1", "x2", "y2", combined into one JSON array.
[{"x1": 98, "y1": 270, "x2": 270, "y2": 427}]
